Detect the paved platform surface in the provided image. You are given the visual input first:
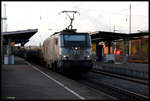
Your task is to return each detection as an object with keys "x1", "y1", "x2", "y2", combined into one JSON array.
[{"x1": 2, "y1": 56, "x2": 114, "y2": 100}]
